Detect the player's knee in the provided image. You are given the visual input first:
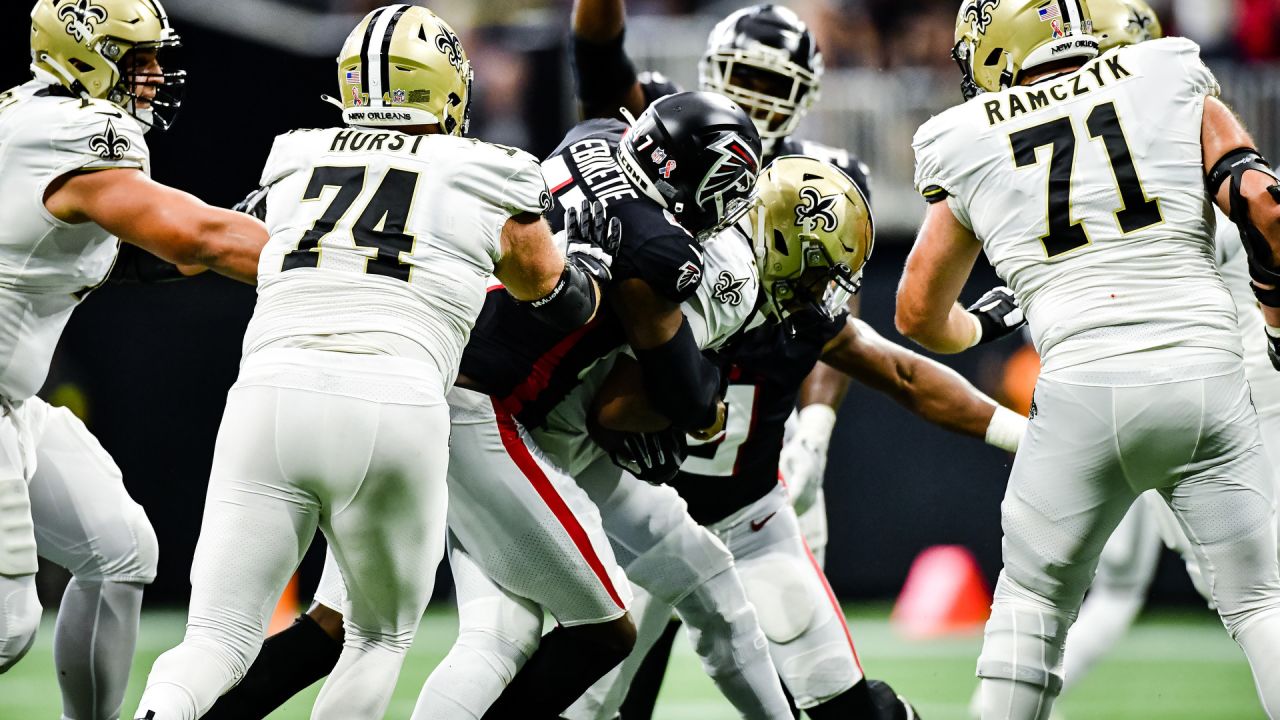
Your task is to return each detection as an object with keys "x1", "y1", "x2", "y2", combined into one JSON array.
[
  {"x1": 977, "y1": 601, "x2": 1069, "y2": 694},
  {"x1": 73, "y1": 501, "x2": 158, "y2": 583},
  {"x1": 626, "y1": 524, "x2": 733, "y2": 607},
  {"x1": 0, "y1": 586, "x2": 41, "y2": 673}
]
